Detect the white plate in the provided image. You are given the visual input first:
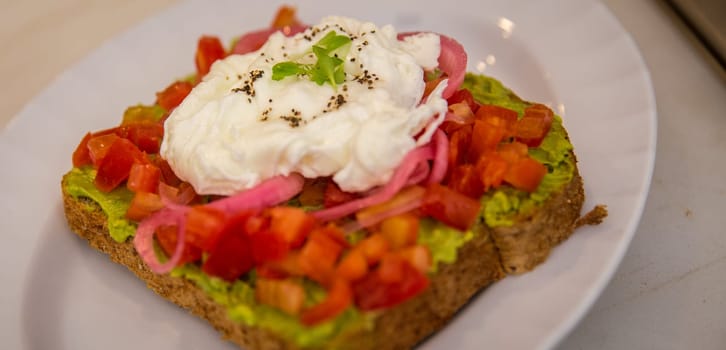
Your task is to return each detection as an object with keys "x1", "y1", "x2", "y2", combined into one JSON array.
[{"x1": 0, "y1": 0, "x2": 655, "y2": 349}]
